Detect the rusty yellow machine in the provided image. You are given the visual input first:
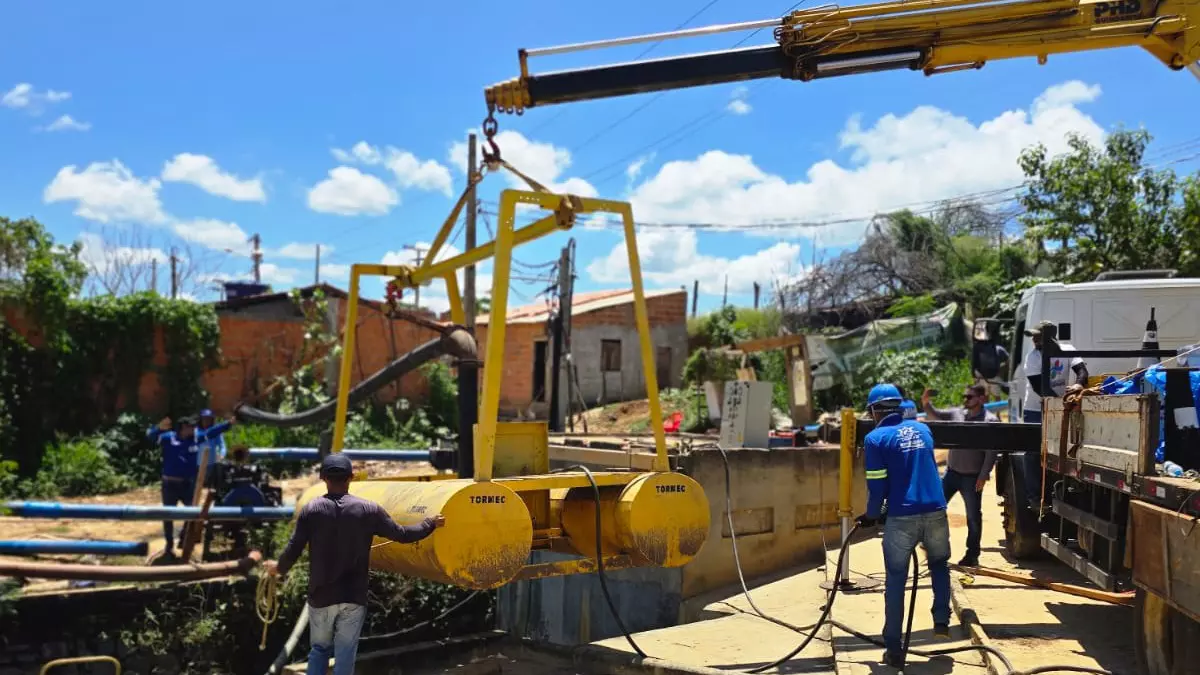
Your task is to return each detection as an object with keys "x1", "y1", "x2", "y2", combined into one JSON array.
[{"x1": 295, "y1": 183, "x2": 711, "y2": 590}]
